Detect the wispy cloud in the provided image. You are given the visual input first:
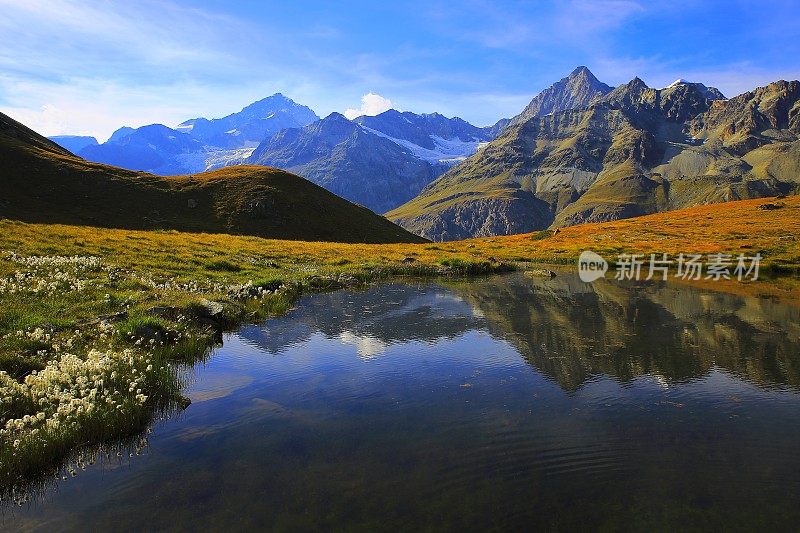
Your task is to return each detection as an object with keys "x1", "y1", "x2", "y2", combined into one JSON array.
[
  {"x1": 0, "y1": 0, "x2": 268, "y2": 138},
  {"x1": 0, "y1": 0, "x2": 248, "y2": 77},
  {"x1": 0, "y1": 0, "x2": 797, "y2": 137}
]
